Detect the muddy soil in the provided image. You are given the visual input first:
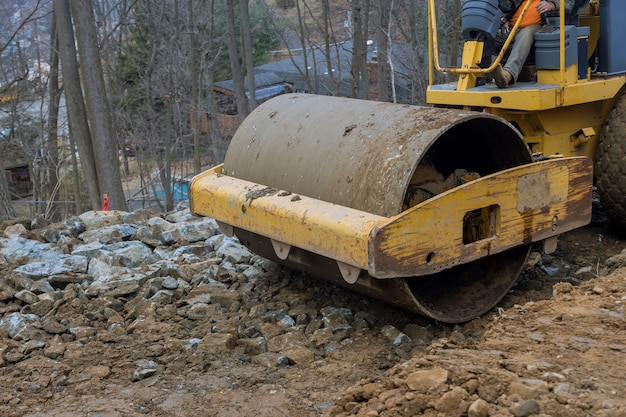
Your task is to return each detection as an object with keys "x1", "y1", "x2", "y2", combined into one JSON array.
[{"x1": 0, "y1": 216, "x2": 625, "y2": 417}]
